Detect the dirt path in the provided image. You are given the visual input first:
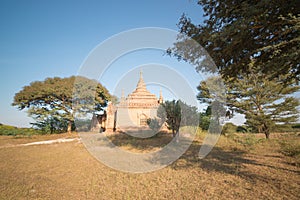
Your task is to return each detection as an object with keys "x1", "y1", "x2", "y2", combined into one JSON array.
[{"x1": 0, "y1": 137, "x2": 80, "y2": 148}]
